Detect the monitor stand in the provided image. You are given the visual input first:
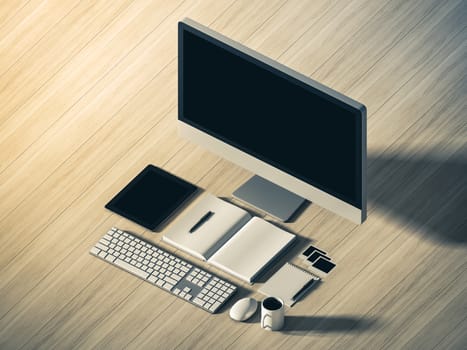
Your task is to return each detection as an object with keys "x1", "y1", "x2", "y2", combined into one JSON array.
[{"x1": 232, "y1": 175, "x2": 306, "y2": 222}]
